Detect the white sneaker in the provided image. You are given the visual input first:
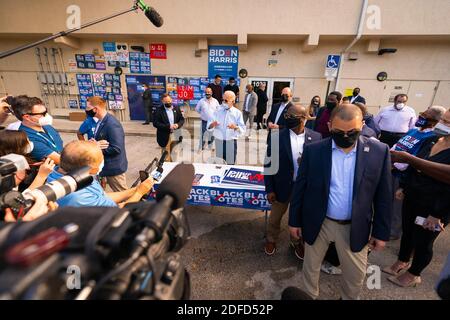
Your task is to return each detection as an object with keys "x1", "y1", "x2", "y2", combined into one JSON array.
[{"x1": 320, "y1": 261, "x2": 342, "y2": 275}]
